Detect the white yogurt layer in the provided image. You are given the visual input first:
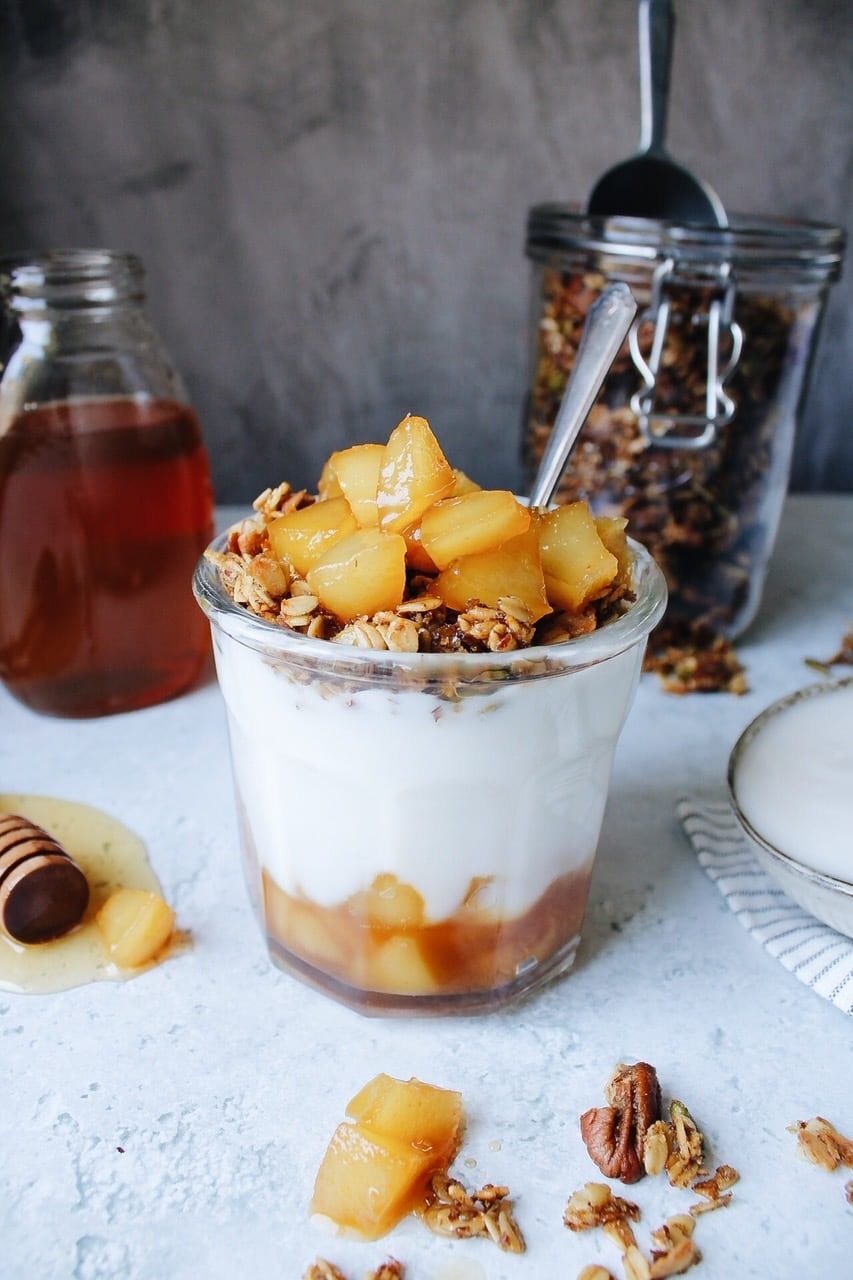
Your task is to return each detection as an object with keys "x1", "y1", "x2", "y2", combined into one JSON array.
[
  {"x1": 213, "y1": 634, "x2": 643, "y2": 921},
  {"x1": 734, "y1": 681, "x2": 853, "y2": 882}
]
